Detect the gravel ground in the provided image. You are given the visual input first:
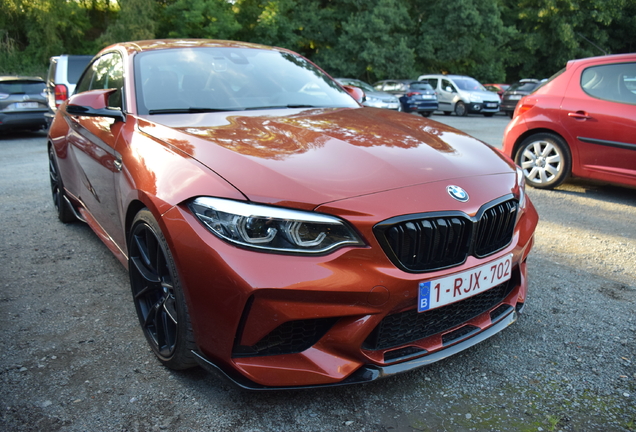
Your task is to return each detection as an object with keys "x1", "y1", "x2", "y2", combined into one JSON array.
[{"x1": 1, "y1": 126, "x2": 634, "y2": 432}]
